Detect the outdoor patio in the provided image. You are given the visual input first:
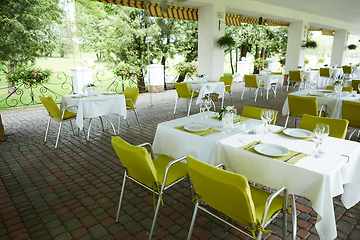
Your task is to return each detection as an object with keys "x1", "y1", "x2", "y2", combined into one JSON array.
[{"x1": 0, "y1": 82, "x2": 360, "y2": 240}]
